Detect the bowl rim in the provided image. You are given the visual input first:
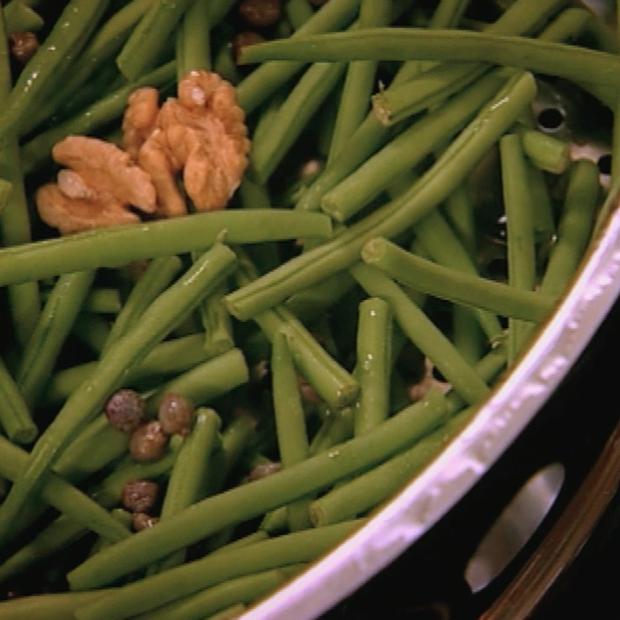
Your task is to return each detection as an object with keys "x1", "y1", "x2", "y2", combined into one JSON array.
[{"x1": 241, "y1": 181, "x2": 620, "y2": 620}]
